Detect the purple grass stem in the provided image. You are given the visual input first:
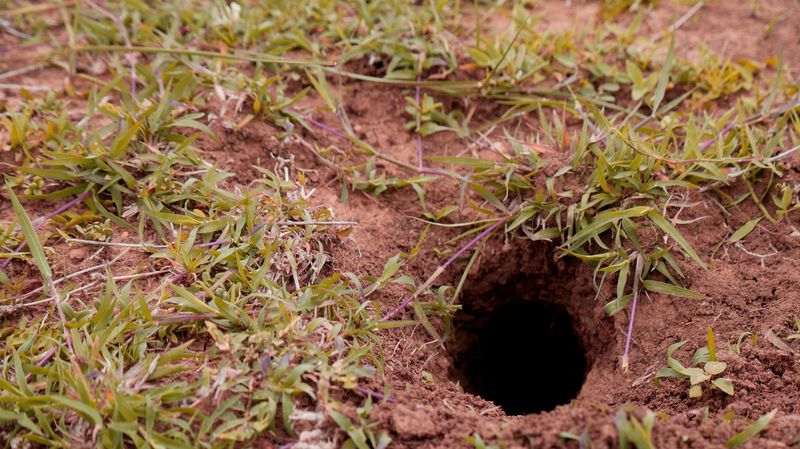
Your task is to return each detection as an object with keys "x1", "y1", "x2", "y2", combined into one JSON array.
[
  {"x1": 622, "y1": 255, "x2": 644, "y2": 370},
  {"x1": 356, "y1": 386, "x2": 395, "y2": 403},
  {"x1": 622, "y1": 288, "x2": 639, "y2": 369},
  {"x1": 381, "y1": 214, "x2": 511, "y2": 321},
  {"x1": 304, "y1": 116, "x2": 347, "y2": 140},
  {"x1": 697, "y1": 122, "x2": 736, "y2": 154}
]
